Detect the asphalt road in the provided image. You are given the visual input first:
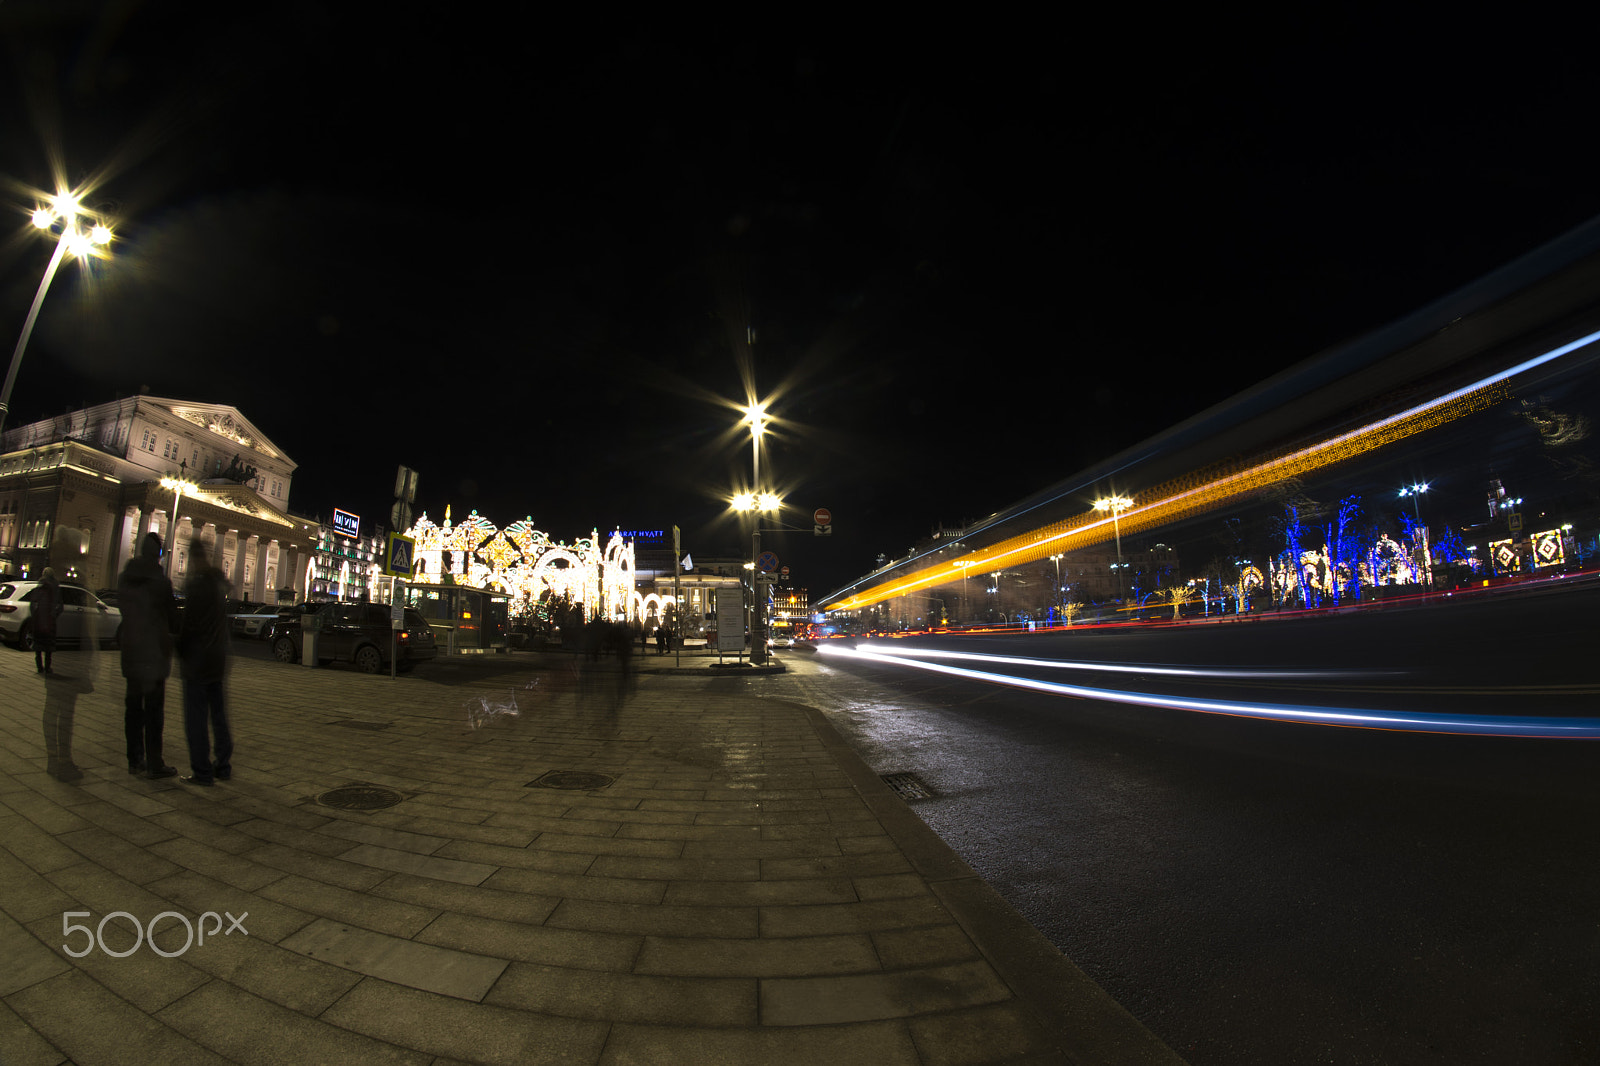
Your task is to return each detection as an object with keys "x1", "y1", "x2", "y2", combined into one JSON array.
[{"x1": 771, "y1": 582, "x2": 1600, "y2": 1065}]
